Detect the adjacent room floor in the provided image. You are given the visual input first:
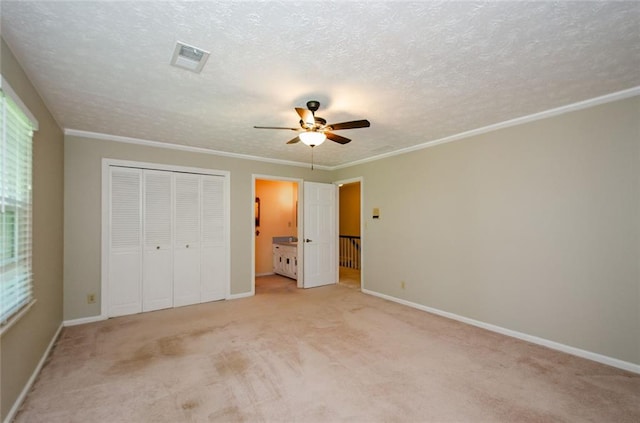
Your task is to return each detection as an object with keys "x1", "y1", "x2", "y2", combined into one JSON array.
[
  {"x1": 16, "y1": 276, "x2": 640, "y2": 422},
  {"x1": 338, "y1": 266, "x2": 361, "y2": 288}
]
